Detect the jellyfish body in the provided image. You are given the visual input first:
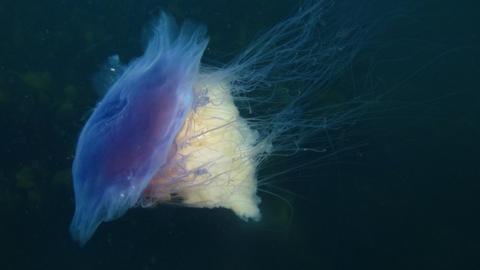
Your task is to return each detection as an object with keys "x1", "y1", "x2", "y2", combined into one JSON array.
[
  {"x1": 70, "y1": 15, "x2": 208, "y2": 244},
  {"x1": 71, "y1": 0, "x2": 369, "y2": 245}
]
